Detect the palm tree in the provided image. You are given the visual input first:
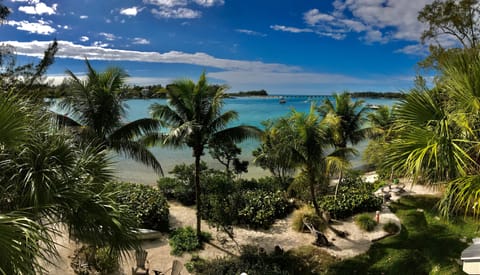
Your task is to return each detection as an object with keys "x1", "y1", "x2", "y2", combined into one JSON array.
[
  {"x1": 384, "y1": 88, "x2": 473, "y2": 185},
  {"x1": 318, "y1": 92, "x2": 368, "y2": 153},
  {"x1": 366, "y1": 105, "x2": 396, "y2": 141},
  {"x1": 318, "y1": 92, "x2": 367, "y2": 198},
  {"x1": 150, "y1": 72, "x2": 261, "y2": 239},
  {"x1": 364, "y1": 105, "x2": 396, "y2": 175},
  {"x1": 0, "y1": 94, "x2": 139, "y2": 274},
  {"x1": 253, "y1": 119, "x2": 297, "y2": 186},
  {"x1": 61, "y1": 59, "x2": 162, "y2": 174},
  {"x1": 283, "y1": 104, "x2": 332, "y2": 216}
]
